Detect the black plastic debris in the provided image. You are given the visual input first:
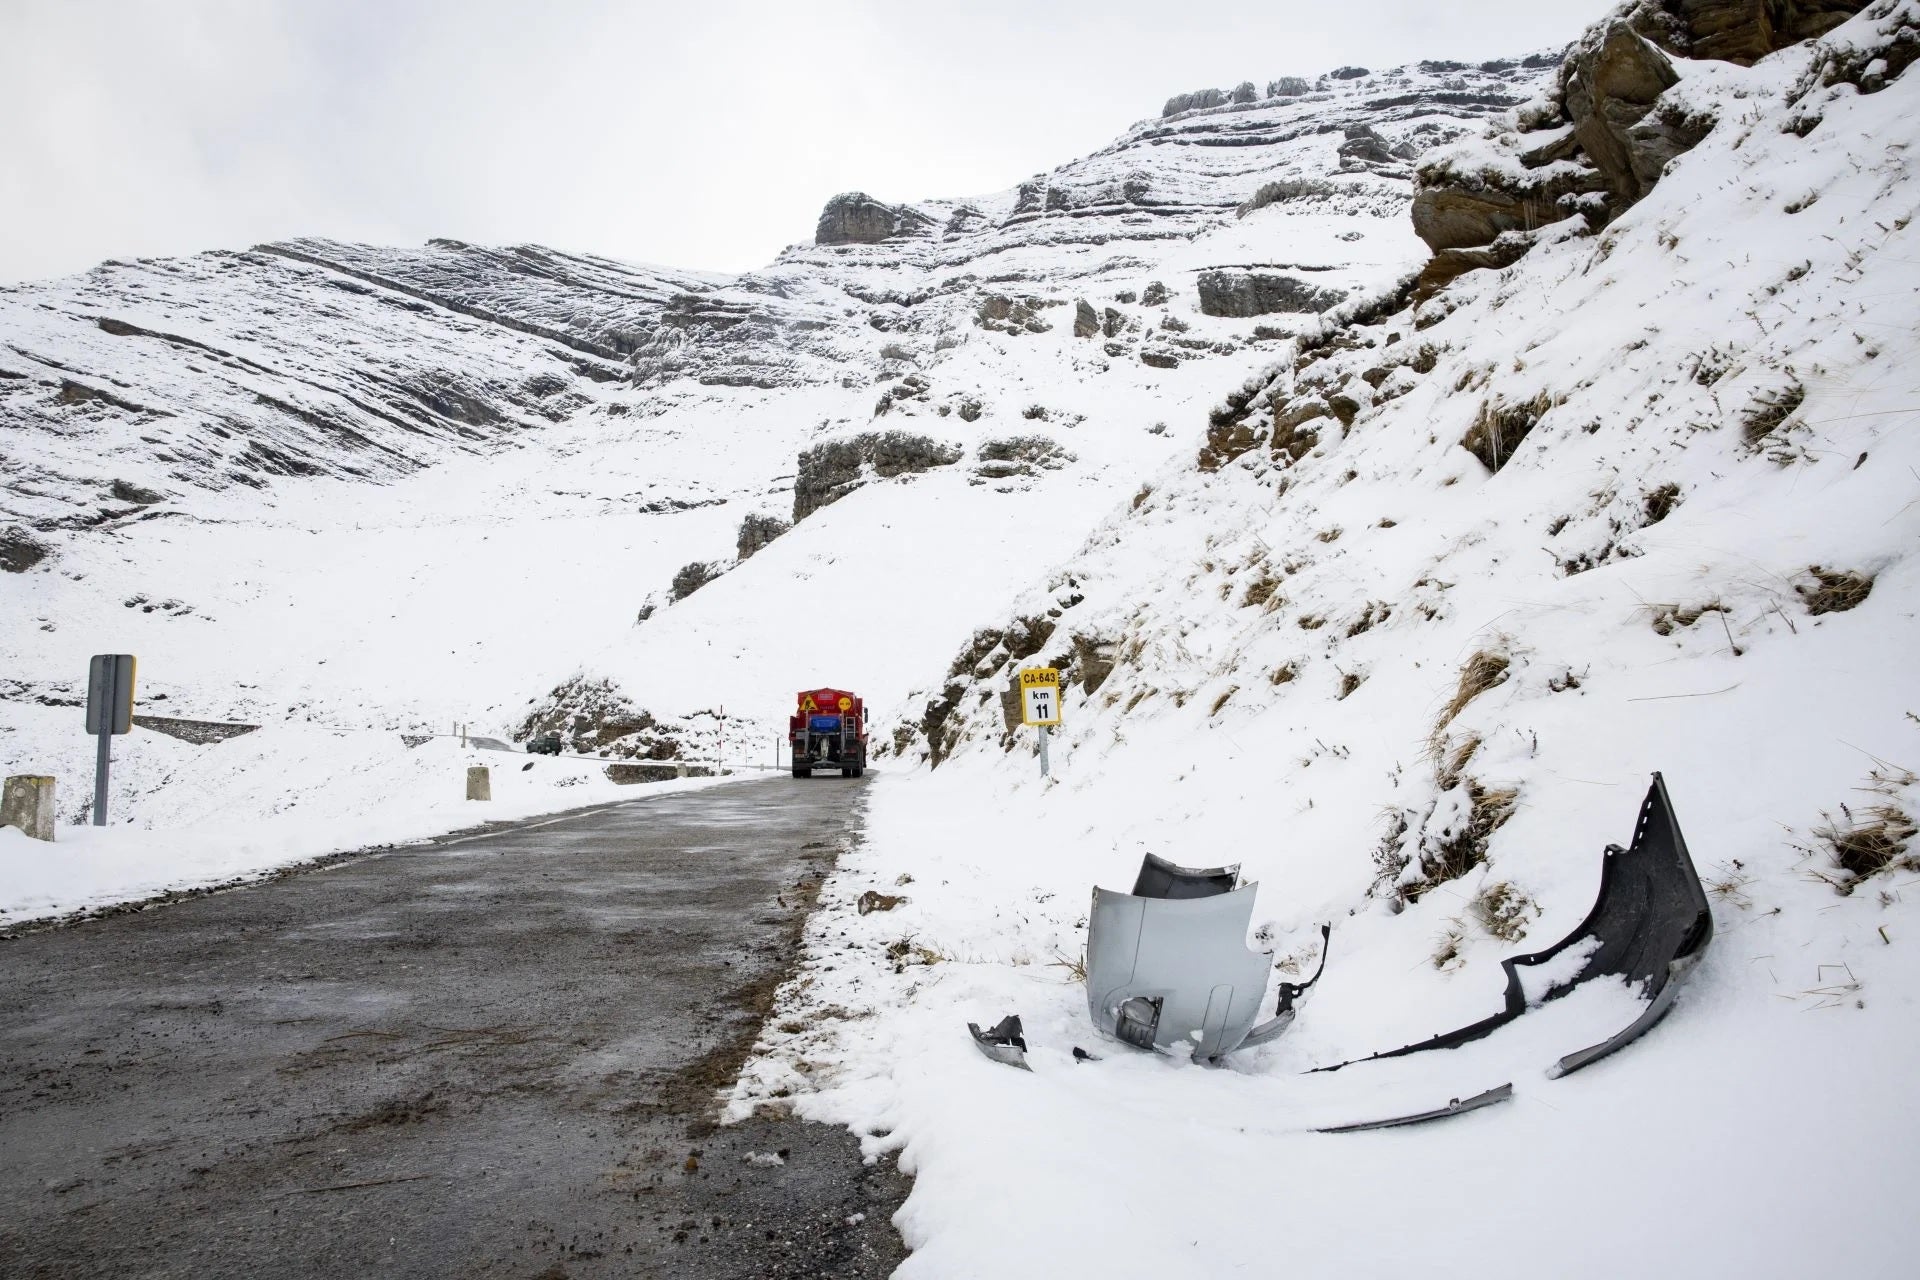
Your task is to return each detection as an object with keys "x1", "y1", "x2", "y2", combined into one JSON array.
[
  {"x1": 967, "y1": 1014, "x2": 1032, "y2": 1071},
  {"x1": 1131, "y1": 852, "x2": 1237, "y2": 899},
  {"x1": 1323, "y1": 772, "x2": 1711, "y2": 1075},
  {"x1": 1240, "y1": 923, "x2": 1332, "y2": 1051},
  {"x1": 1317, "y1": 1083, "x2": 1515, "y2": 1133}
]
